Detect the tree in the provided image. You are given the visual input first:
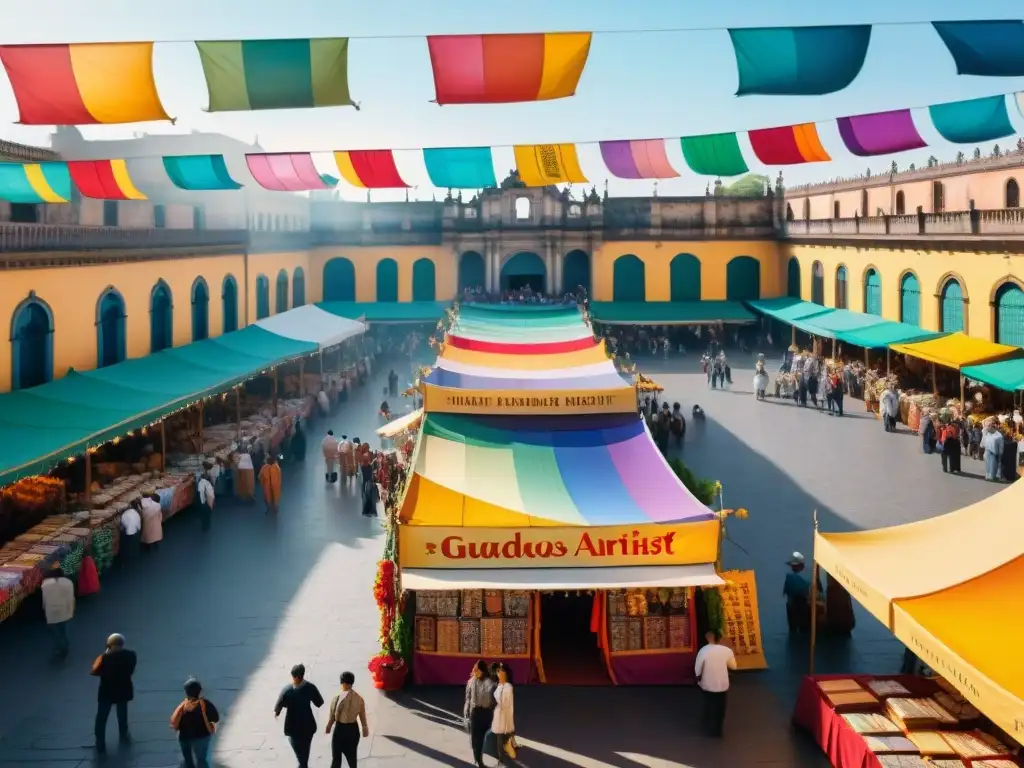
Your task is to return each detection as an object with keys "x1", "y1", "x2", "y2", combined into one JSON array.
[
  {"x1": 973, "y1": 147, "x2": 982, "y2": 160},
  {"x1": 719, "y1": 173, "x2": 769, "y2": 197},
  {"x1": 927, "y1": 155, "x2": 938, "y2": 168},
  {"x1": 669, "y1": 459, "x2": 719, "y2": 506},
  {"x1": 890, "y1": 160, "x2": 898, "y2": 174},
  {"x1": 993, "y1": 144, "x2": 1002, "y2": 157},
  {"x1": 956, "y1": 151, "x2": 965, "y2": 164},
  {"x1": 909, "y1": 163, "x2": 916, "y2": 171}
]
